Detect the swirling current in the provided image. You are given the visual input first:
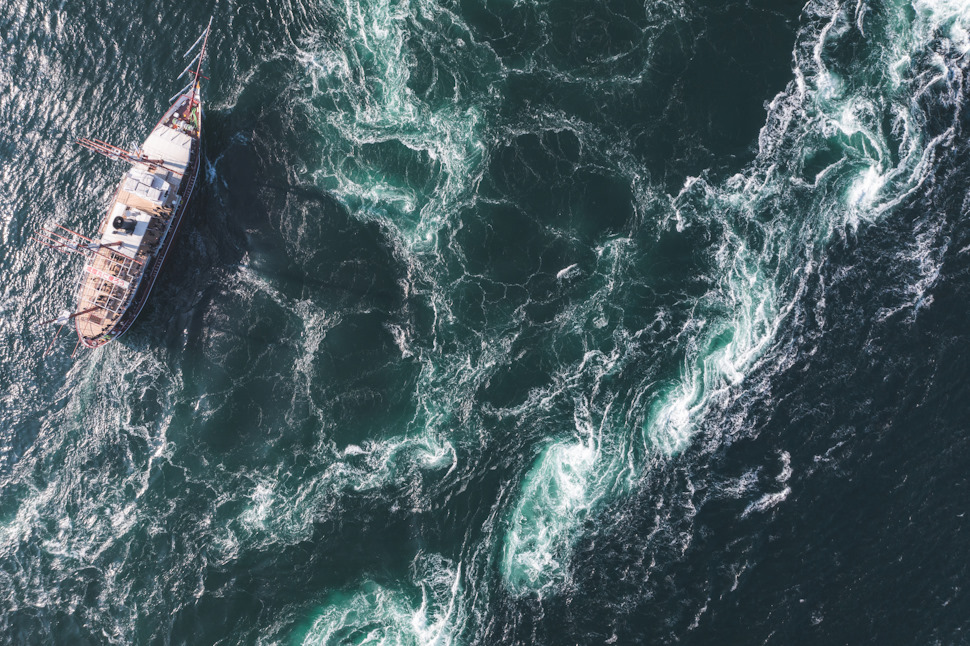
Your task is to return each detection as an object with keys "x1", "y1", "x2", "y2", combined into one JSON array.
[{"x1": 2, "y1": 0, "x2": 970, "y2": 643}]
